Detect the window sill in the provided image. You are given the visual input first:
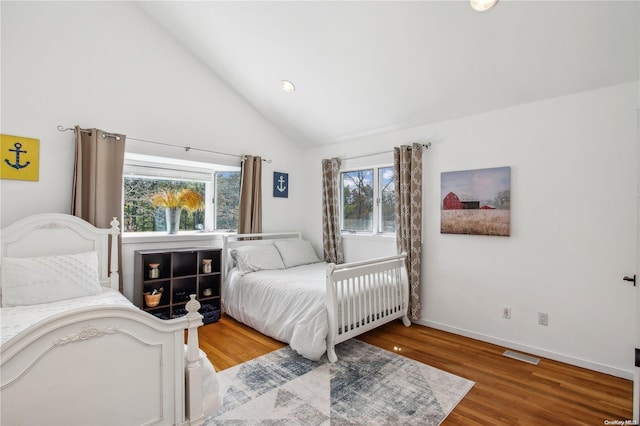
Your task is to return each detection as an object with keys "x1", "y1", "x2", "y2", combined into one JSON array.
[
  {"x1": 341, "y1": 232, "x2": 395, "y2": 241},
  {"x1": 122, "y1": 231, "x2": 236, "y2": 245}
]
